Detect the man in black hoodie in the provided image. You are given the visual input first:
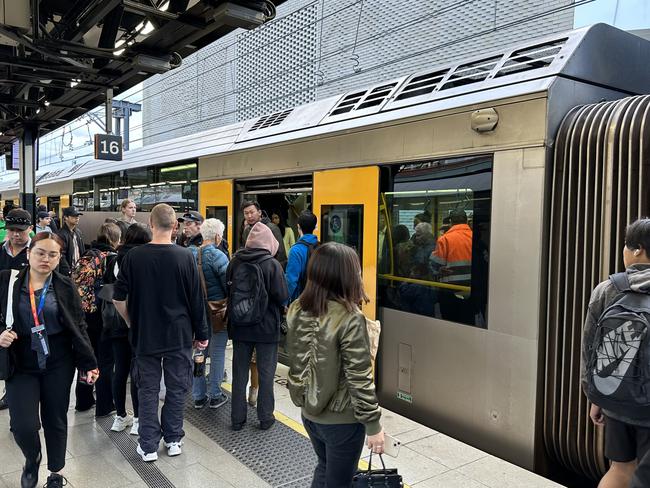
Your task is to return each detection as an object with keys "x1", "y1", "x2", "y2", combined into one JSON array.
[
  {"x1": 57, "y1": 206, "x2": 85, "y2": 275},
  {"x1": 240, "y1": 200, "x2": 287, "y2": 266}
]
